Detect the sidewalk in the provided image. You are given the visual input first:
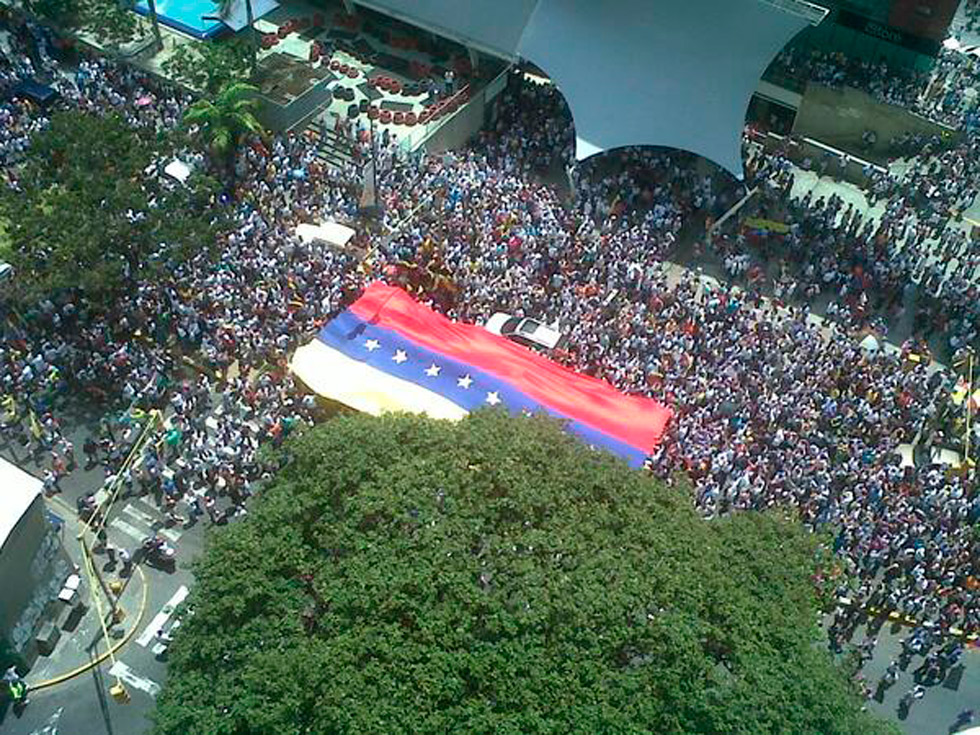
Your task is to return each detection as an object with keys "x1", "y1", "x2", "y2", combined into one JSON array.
[{"x1": 25, "y1": 497, "x2": 148, "y2": 691}]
